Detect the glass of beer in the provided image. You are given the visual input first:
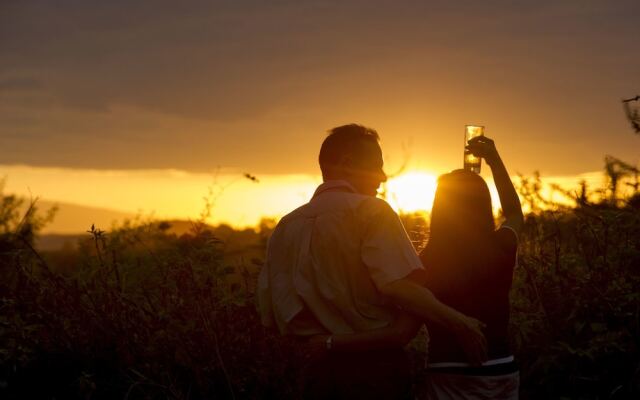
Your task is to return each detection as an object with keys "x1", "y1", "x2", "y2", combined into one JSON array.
[{"x1": 464, "y1": 125, "x2": 484, "y2": 173}]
